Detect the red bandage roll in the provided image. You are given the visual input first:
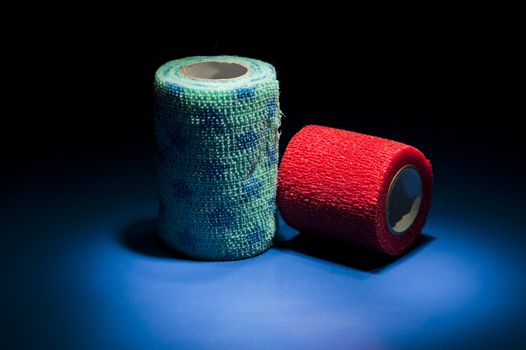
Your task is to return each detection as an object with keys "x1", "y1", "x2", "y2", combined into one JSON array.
[{"x1": 277, "y1": 125, "x2": 433, "y2": 256}]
